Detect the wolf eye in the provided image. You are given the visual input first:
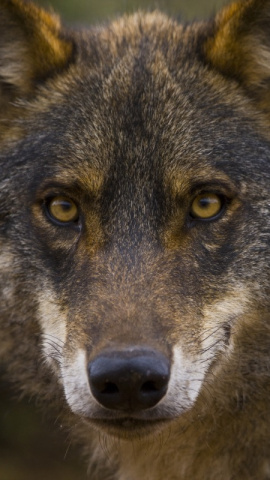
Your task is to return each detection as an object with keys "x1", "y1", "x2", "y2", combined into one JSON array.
[
  {"x1": 190, "y1": 193, "x2": 223, "y2": 220},
  {"x1": 46, "y1": 196, "x2": 79, "y2": 224}
]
